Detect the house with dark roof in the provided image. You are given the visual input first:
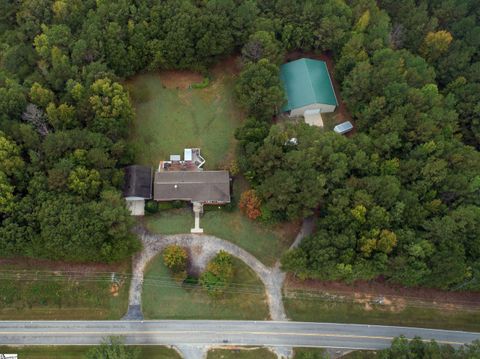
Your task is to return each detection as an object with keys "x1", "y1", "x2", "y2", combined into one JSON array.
[
  {"x1": 280, "y1": 58, "x2": 338, "y2": 126},
  {"x1": 154, "y1": 171, "x2": 230, "y2": 204},
  {"x1": 122, "y1": 150, "x2": 231, "y2": 232},
  {"x1": 123, "y1": 165, "x2": 153, "y2": 216}
]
